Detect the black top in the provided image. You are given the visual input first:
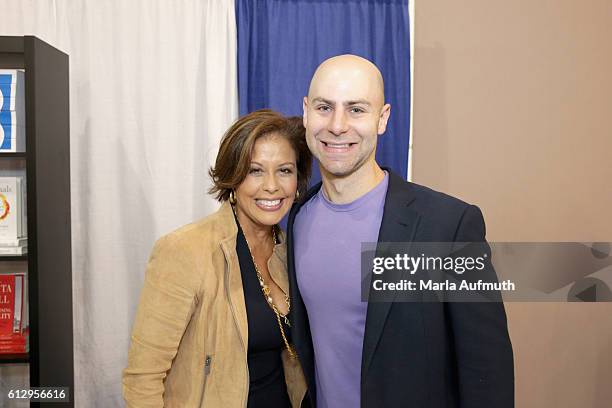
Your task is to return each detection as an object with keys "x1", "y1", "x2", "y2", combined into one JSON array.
[{"x1": 235, "y1": 221, "x2": 291, "y2": 408}]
